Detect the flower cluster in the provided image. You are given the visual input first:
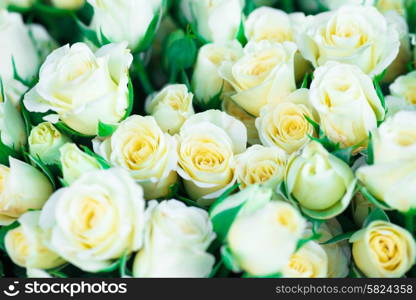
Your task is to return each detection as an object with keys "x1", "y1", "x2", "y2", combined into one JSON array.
[{"x1": 0, "y1": 0, "x2": 415, "y2": 279}]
